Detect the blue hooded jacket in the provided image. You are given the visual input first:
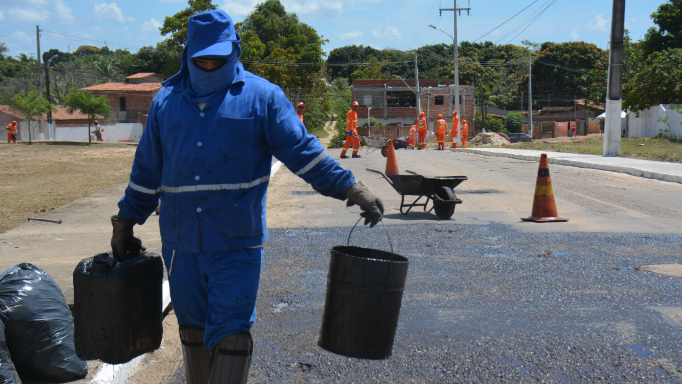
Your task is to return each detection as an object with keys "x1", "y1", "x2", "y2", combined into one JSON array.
[{"x1": 118, "y1": 10, "x2": 355, "y2": 252}]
